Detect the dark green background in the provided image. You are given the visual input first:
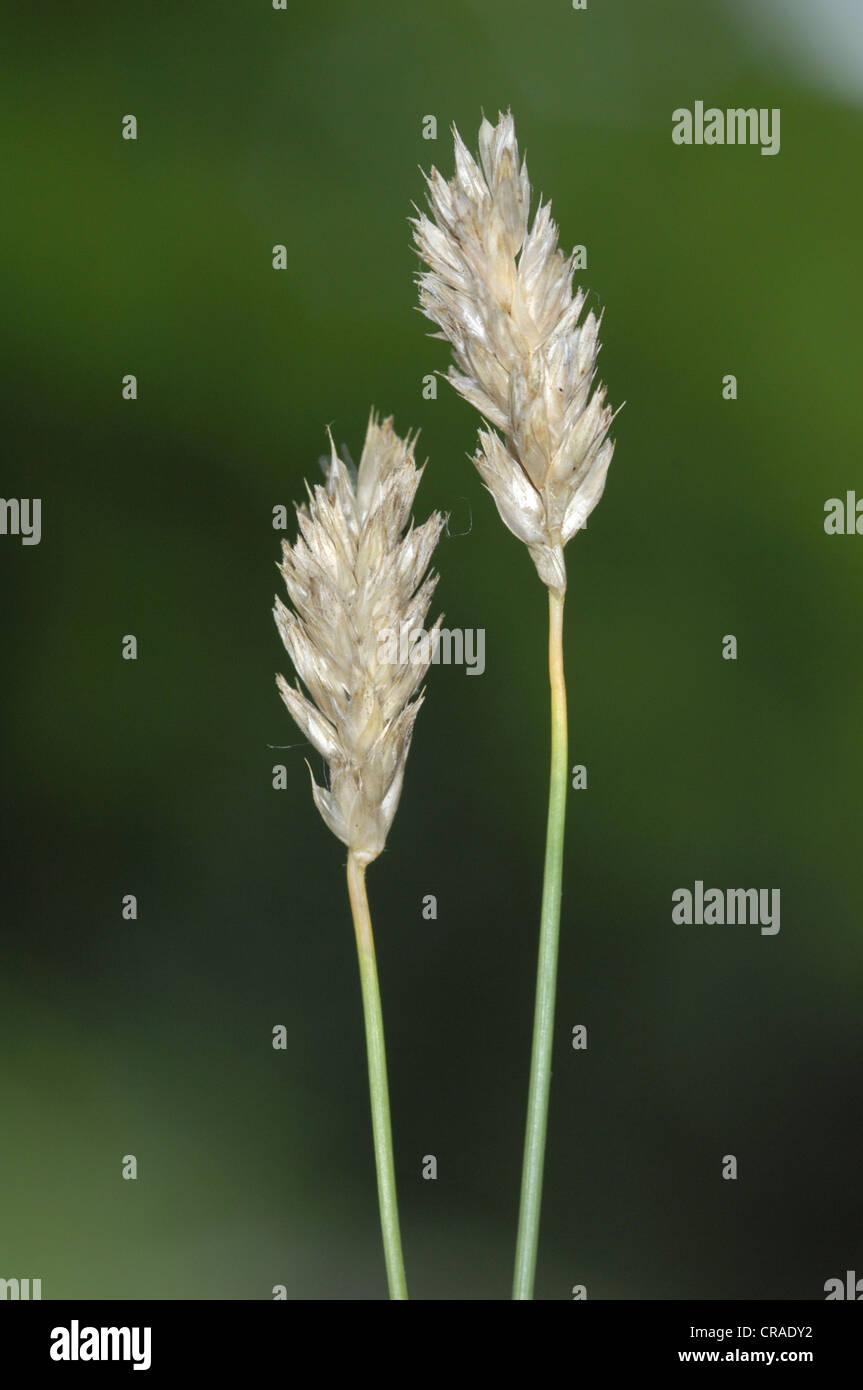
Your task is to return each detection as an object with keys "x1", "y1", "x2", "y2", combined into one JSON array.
[{"x1": 2, "y1": 0, "x2": 861, "y2": 1299}]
